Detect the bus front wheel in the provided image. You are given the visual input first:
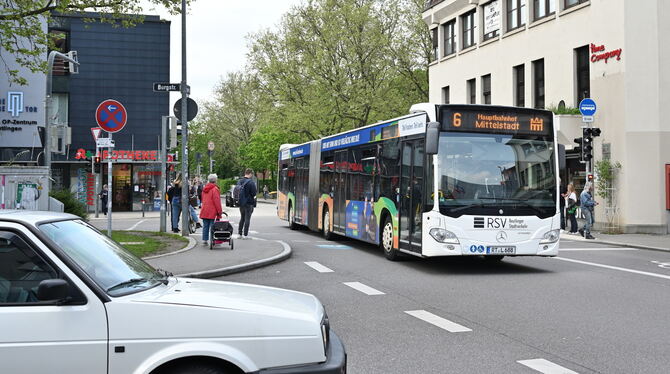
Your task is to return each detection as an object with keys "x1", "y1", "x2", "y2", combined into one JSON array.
[
  {"x1": 381, "y1": 217, "x2": 399, "y2": 261},
  {"x1": 322, "y1": 209, "x2": 333, "y2": 240}
]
